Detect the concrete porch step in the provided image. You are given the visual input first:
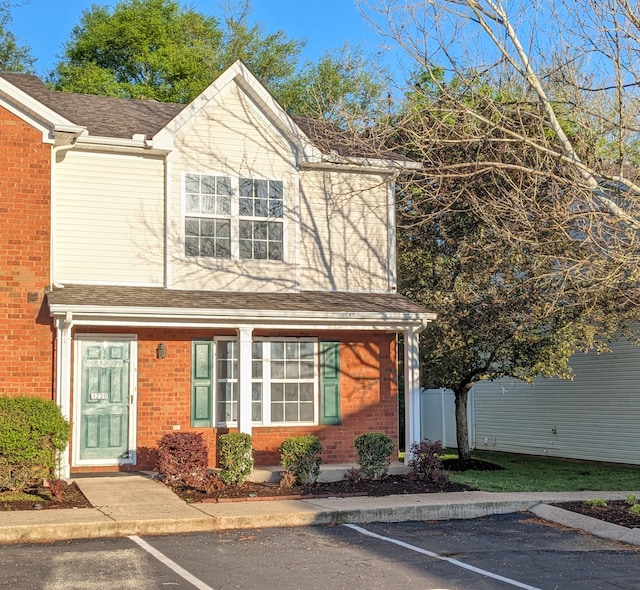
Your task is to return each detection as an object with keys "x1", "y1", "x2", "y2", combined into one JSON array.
[{"x1": 247, "y1": 461, "x2": 408, "y2": 483}]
